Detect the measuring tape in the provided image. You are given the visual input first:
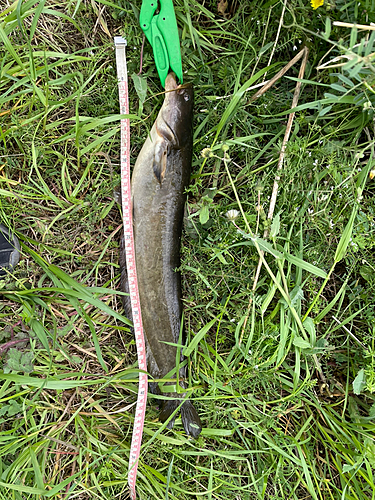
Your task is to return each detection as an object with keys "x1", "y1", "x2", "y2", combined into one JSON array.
[{"x1": 114, "y1": 37, "x2": 148, "y2": 500}]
